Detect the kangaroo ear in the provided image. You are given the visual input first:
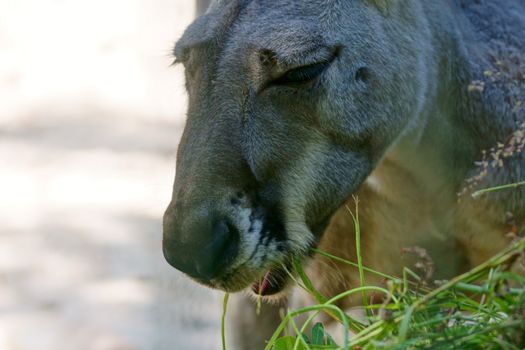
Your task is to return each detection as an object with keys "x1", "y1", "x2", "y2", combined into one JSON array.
[{"x1": 174, "y1": 1, "x2": 241, "y2": 62}]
